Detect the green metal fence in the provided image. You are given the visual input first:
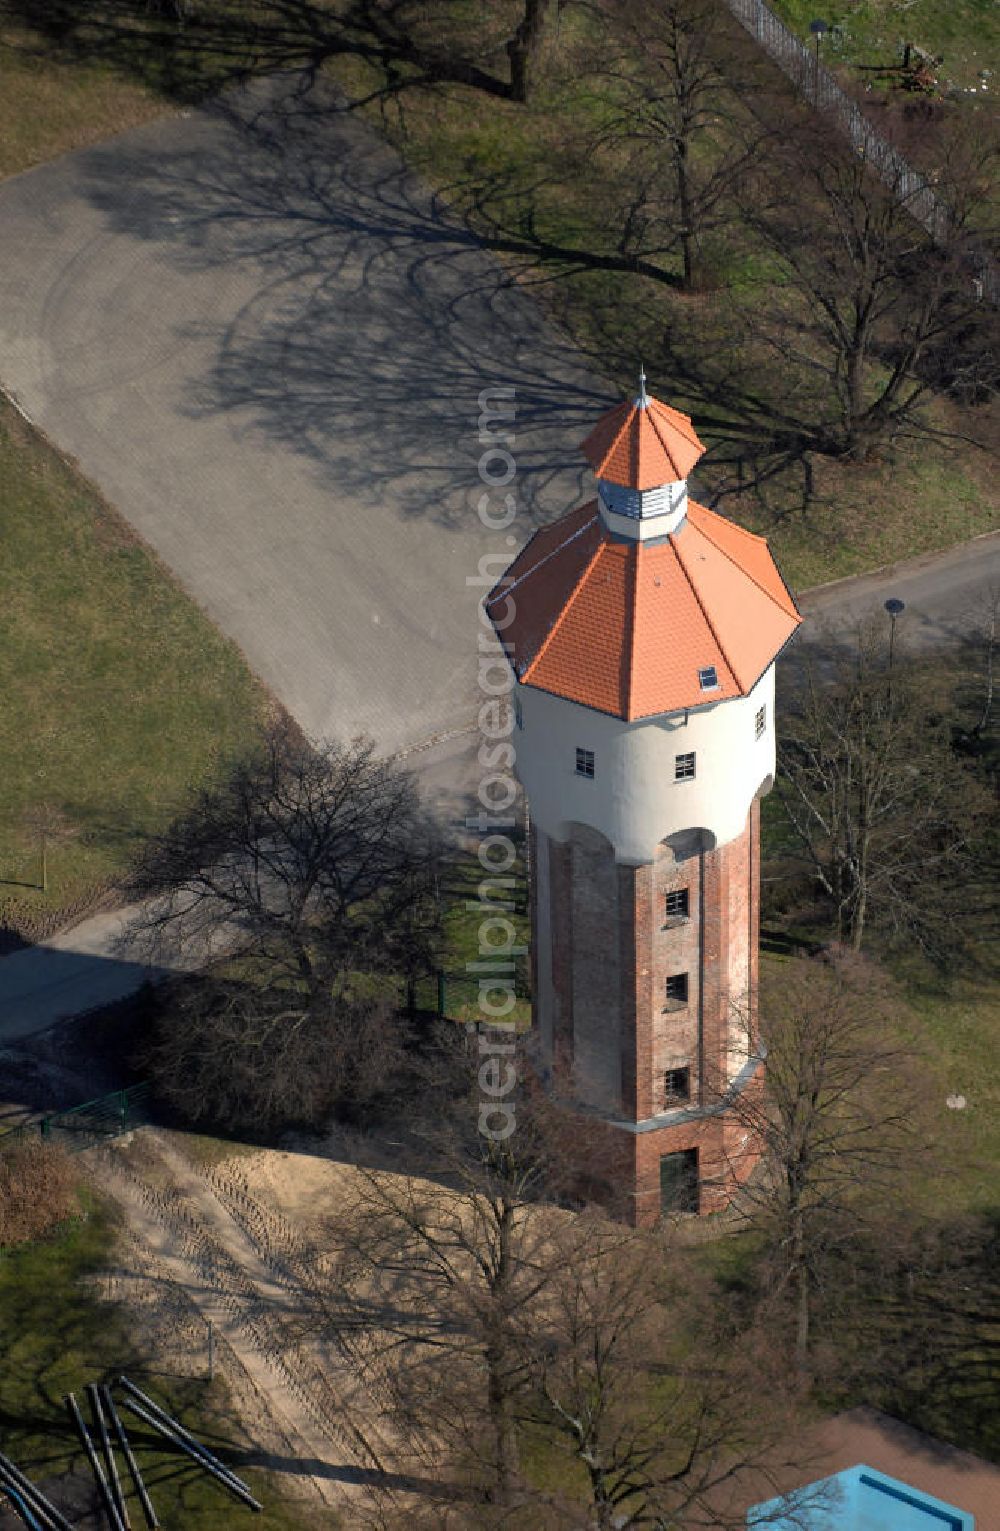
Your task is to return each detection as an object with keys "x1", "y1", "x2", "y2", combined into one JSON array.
[
  {"x1": 0, "y1": 1082, "x2": 154, "y2": 1154},
  {"x1": 412, "y1": 968, "x2": 532, "y2": 1024}
]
